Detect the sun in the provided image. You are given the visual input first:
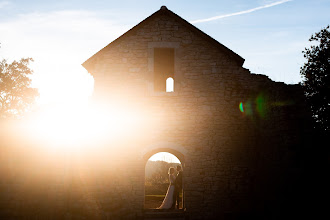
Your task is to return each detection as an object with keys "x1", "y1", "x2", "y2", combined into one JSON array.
[
  {"x1": 24, "y1": 100, "x2": 147, "y2": 153},
  {"x1": 24, "y1": 57, "x2": 151, "y2": 152},
  {"x1": 31, "y1": 64, "x2": 95, "y2": 105}
]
